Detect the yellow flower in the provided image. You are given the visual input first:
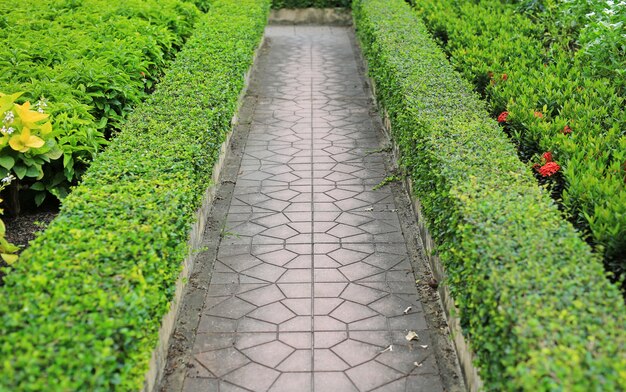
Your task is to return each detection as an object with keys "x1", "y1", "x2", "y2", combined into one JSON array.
[
  {"x1": 9, "y1": 127, "x2": 44, "y2": 152},
  {"x1": 13, "y1": 101, "x2": 48, "y2": 129}
]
